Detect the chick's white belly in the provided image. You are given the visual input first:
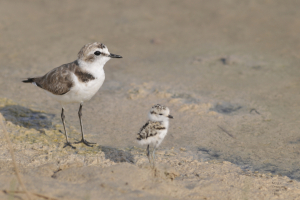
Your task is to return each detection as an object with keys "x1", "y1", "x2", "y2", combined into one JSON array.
[
  {"x1": 156, "y1": 129, "x2": 168, "y2": 146},
  {"x1": 46, "y1": 77, "x2": 105, "y2": 104},
  {"x1": 138, "y1": 129, "x2": 168, "y2": 147}
]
